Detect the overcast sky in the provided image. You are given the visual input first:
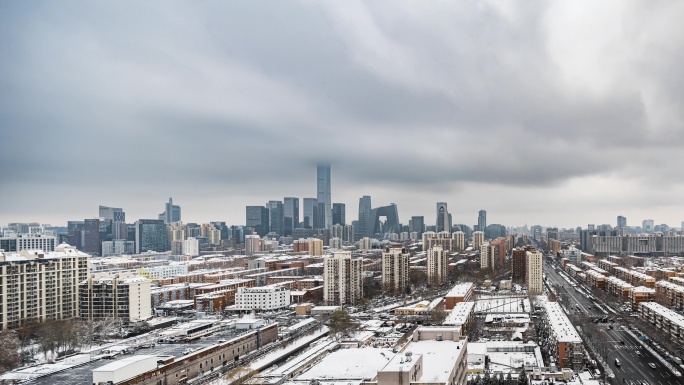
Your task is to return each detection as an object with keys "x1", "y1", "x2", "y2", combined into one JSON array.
[{"x1": 2, "y1": 1, "x2": 684, "y2": 229}]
